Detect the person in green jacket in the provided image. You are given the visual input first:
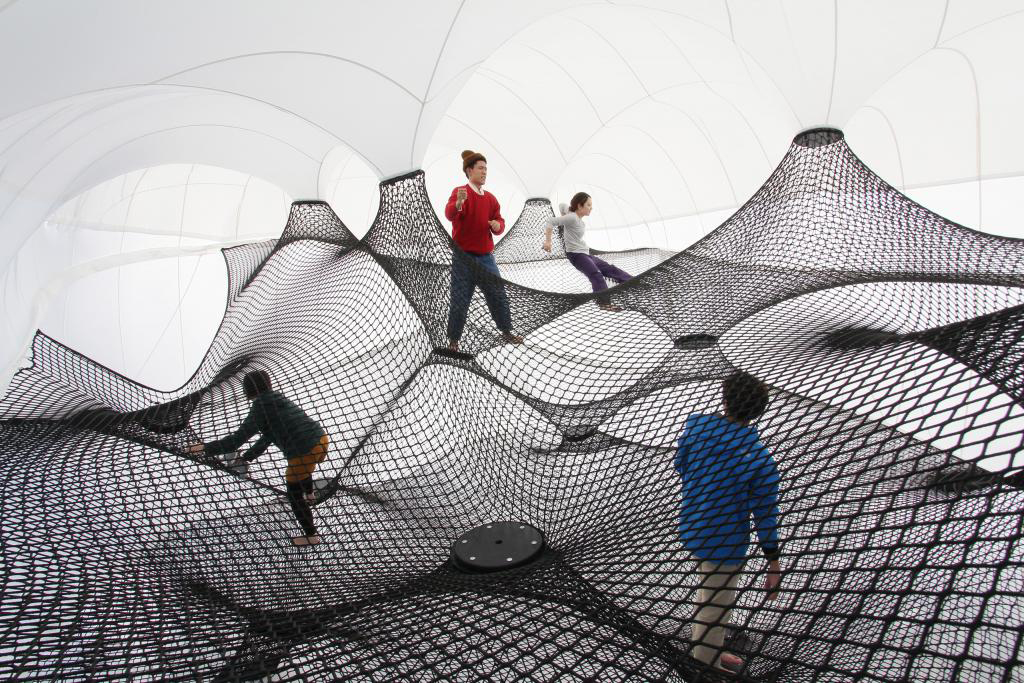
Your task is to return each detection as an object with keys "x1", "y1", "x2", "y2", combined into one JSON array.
[{"x1": 188, "y1": 370, "x2": 328, "y2": 547}]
